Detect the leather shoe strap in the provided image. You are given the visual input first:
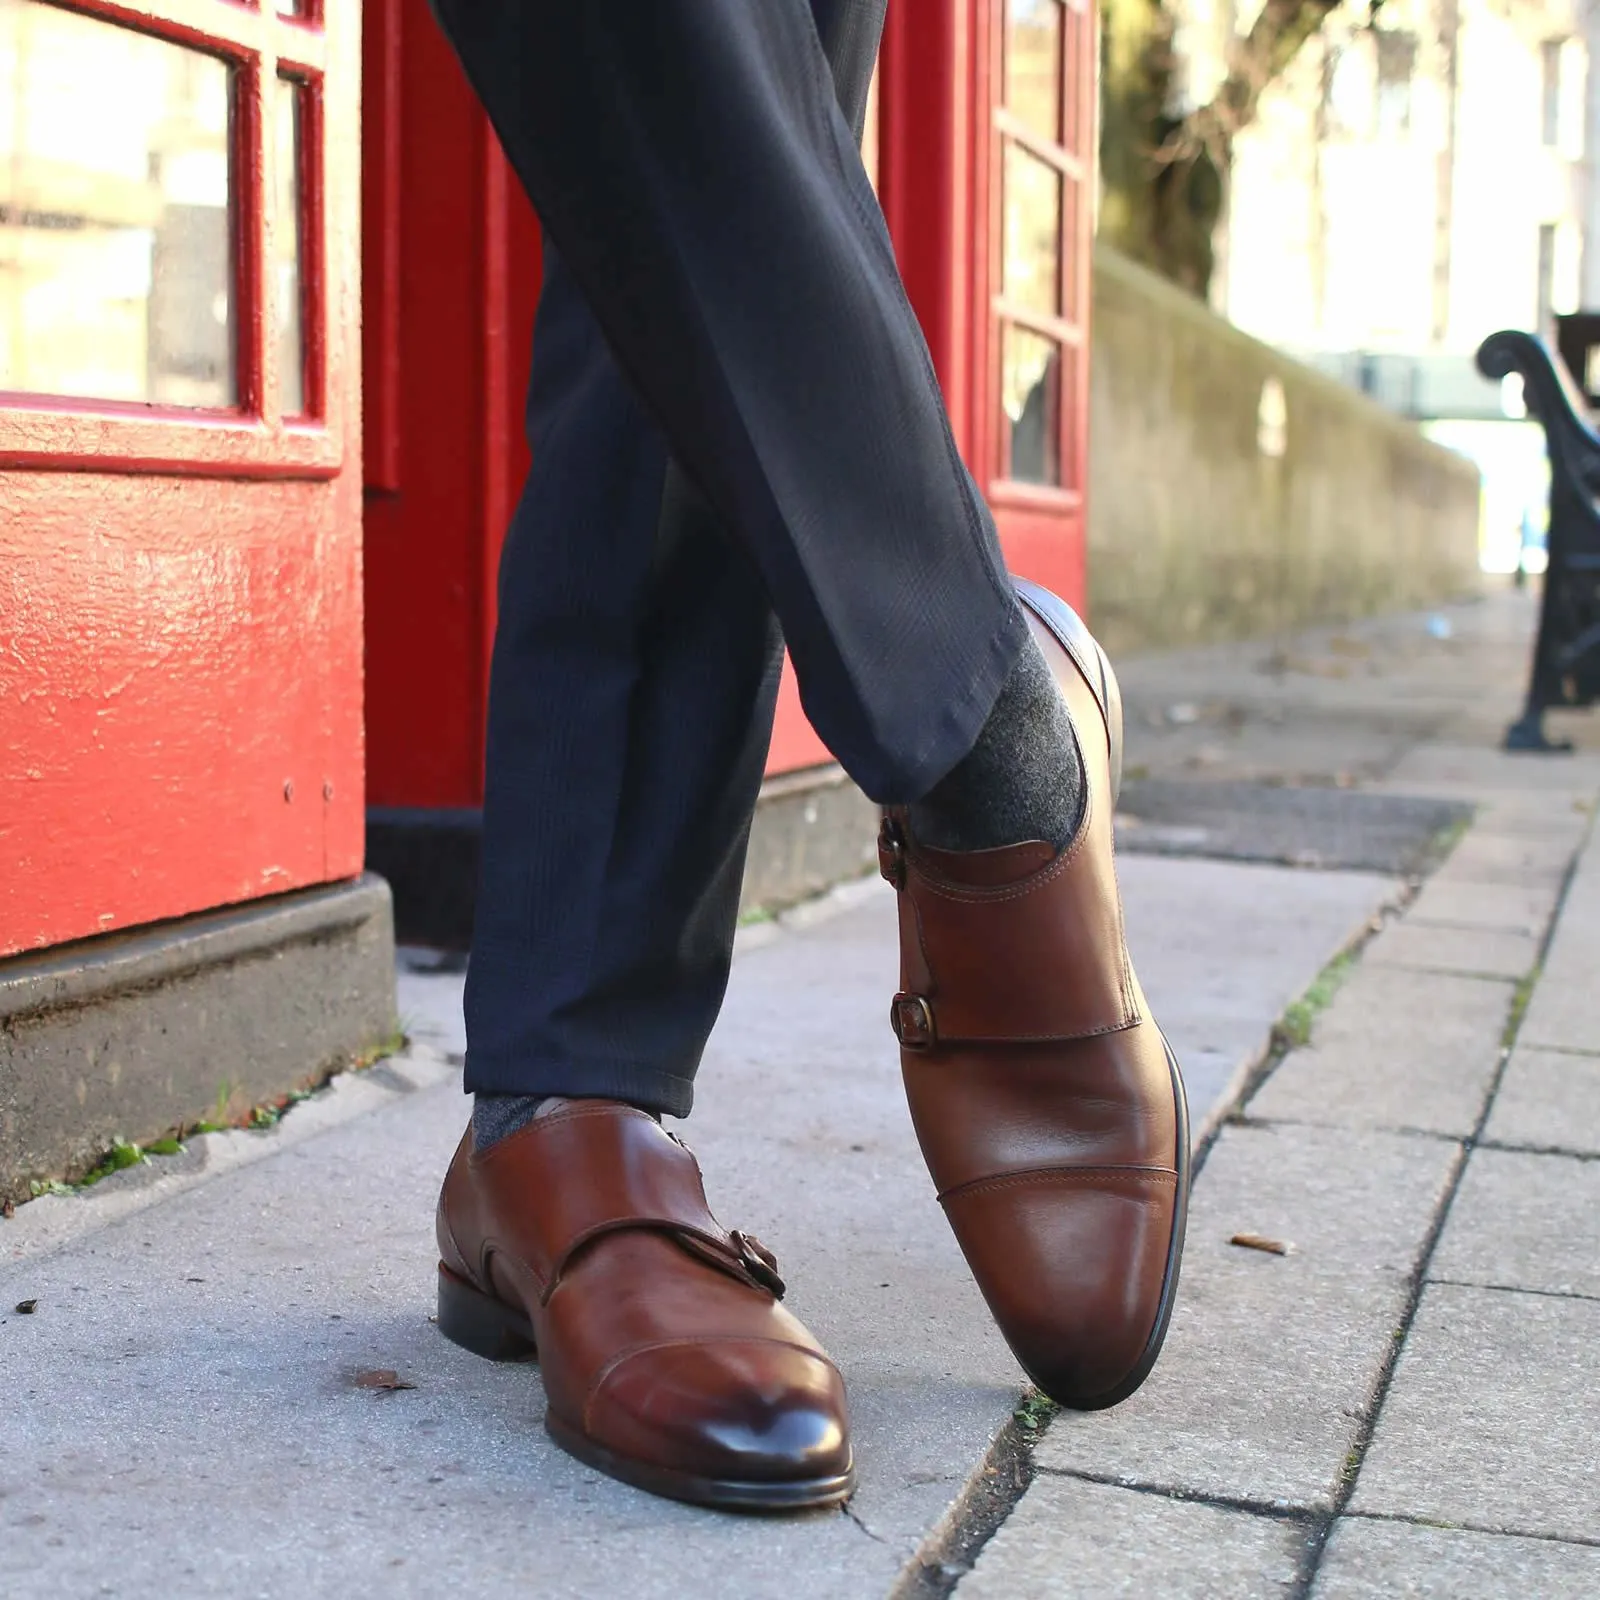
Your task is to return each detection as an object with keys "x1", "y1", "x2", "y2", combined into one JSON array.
[{"x1": 473, "y1": 1103, "x2": 784, "y2": 1302}]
